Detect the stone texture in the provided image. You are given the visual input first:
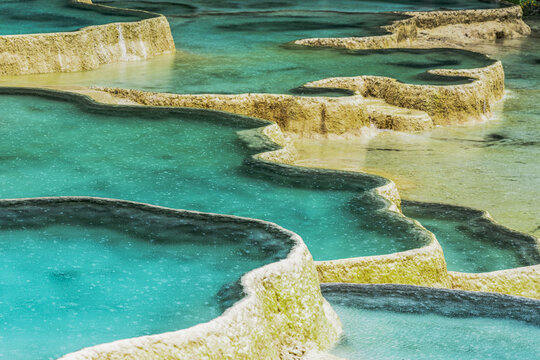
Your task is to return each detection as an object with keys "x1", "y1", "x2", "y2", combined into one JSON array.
[
  {"x1": 316, "y1": 237, "x2": 451, "y2": 288},
  {"x1": 97, "y1": 87, "x2": 436, "y2": 135},
  {"x1": 0, "y1": 1, "x2": 175, "y2": 76},
  {"x1": 60, "y1": 241, "x2": 341, "y2": 360},
  {"x1": 304, "y1": 61, "x2": 505, "y2": 125},
  {"x1": 450, "y1": 266, "x2": 540, "y2": 299},
  {"x1": 0, "y1": 196, "x2": 341, "y2": 360},
  {"x1": 295, "y1": 5, "x2": 530, "y2": 50}
]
